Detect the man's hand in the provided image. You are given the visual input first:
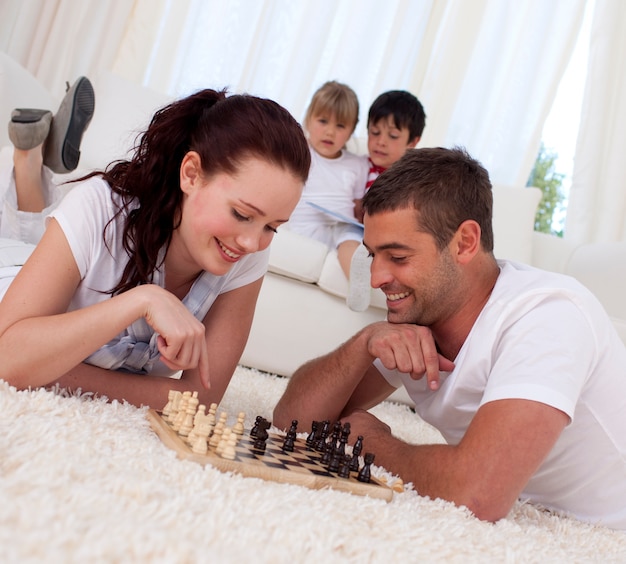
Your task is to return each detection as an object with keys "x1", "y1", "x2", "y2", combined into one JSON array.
[{"x1": 365, "y1": 322, "x2": 455, "y2": 390}]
